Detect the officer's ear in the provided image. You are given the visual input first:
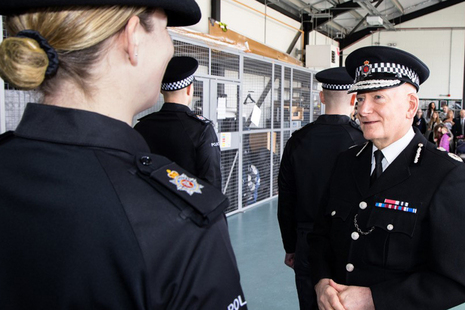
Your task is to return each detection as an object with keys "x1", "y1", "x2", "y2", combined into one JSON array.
[
  {"x1": 350, "y1": 94, "x2": 356, "y2": 106},
  {"x1": 406, "y1": 92, "x2": 419, "y2": 120},
  {"x1": 186, "y1": 84, "x2": 194, "y2": 97}
]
